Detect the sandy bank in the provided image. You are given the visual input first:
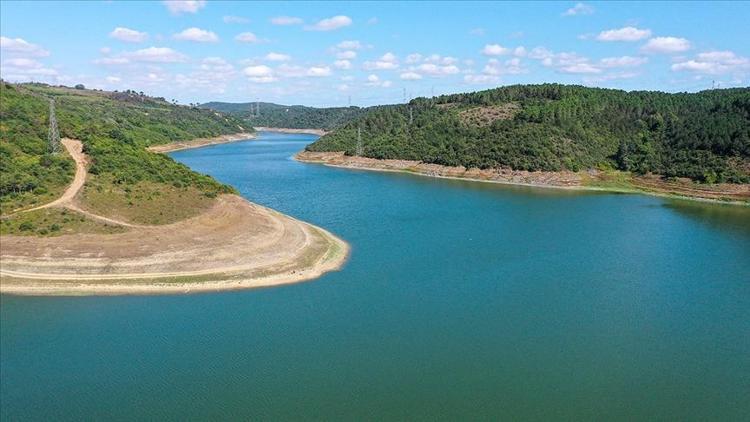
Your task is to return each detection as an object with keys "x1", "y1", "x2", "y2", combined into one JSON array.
[
  {"x1": 296, "y1": 151, "x2": 750, "y2": 205},
  {"x1": 254, "y1": 127, "x2": 328, "y2": 136},
  {"x1": 1, "y1": 194, "x2": 349, "y2": 295},
  {"x1": 147, "y1": 132, "x2": 256, "y2": 153}
]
